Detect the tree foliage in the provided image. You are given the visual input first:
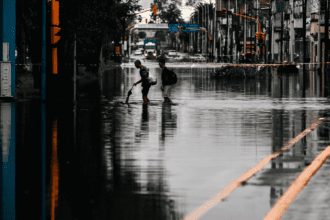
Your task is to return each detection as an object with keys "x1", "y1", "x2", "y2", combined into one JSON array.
[
  {"x1": 16, "y1": 0, "x2": 143, "y2": 70},
  {"x1": 150, "y1": 0, "x2": 184, "y2": 24},
  {"x1": 58, "y1": 0, "x2": 142, "y2": 65}
]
